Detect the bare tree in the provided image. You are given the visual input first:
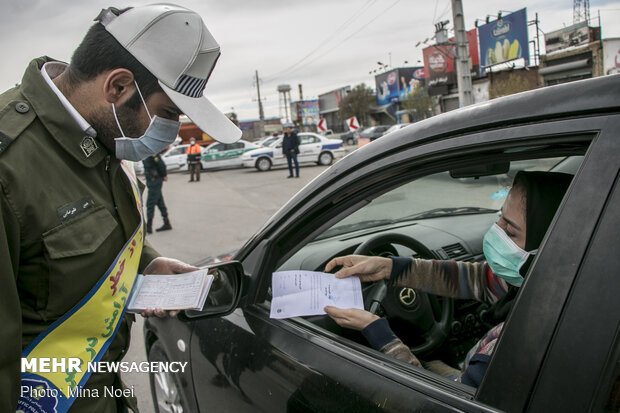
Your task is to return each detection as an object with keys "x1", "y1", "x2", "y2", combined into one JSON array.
[
  {"x1": 338, "y1": 83, "x2": 375, "y2": 127},
  {"x1": 401, "y1": 84, "x2": 434, "y2": 122}
]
